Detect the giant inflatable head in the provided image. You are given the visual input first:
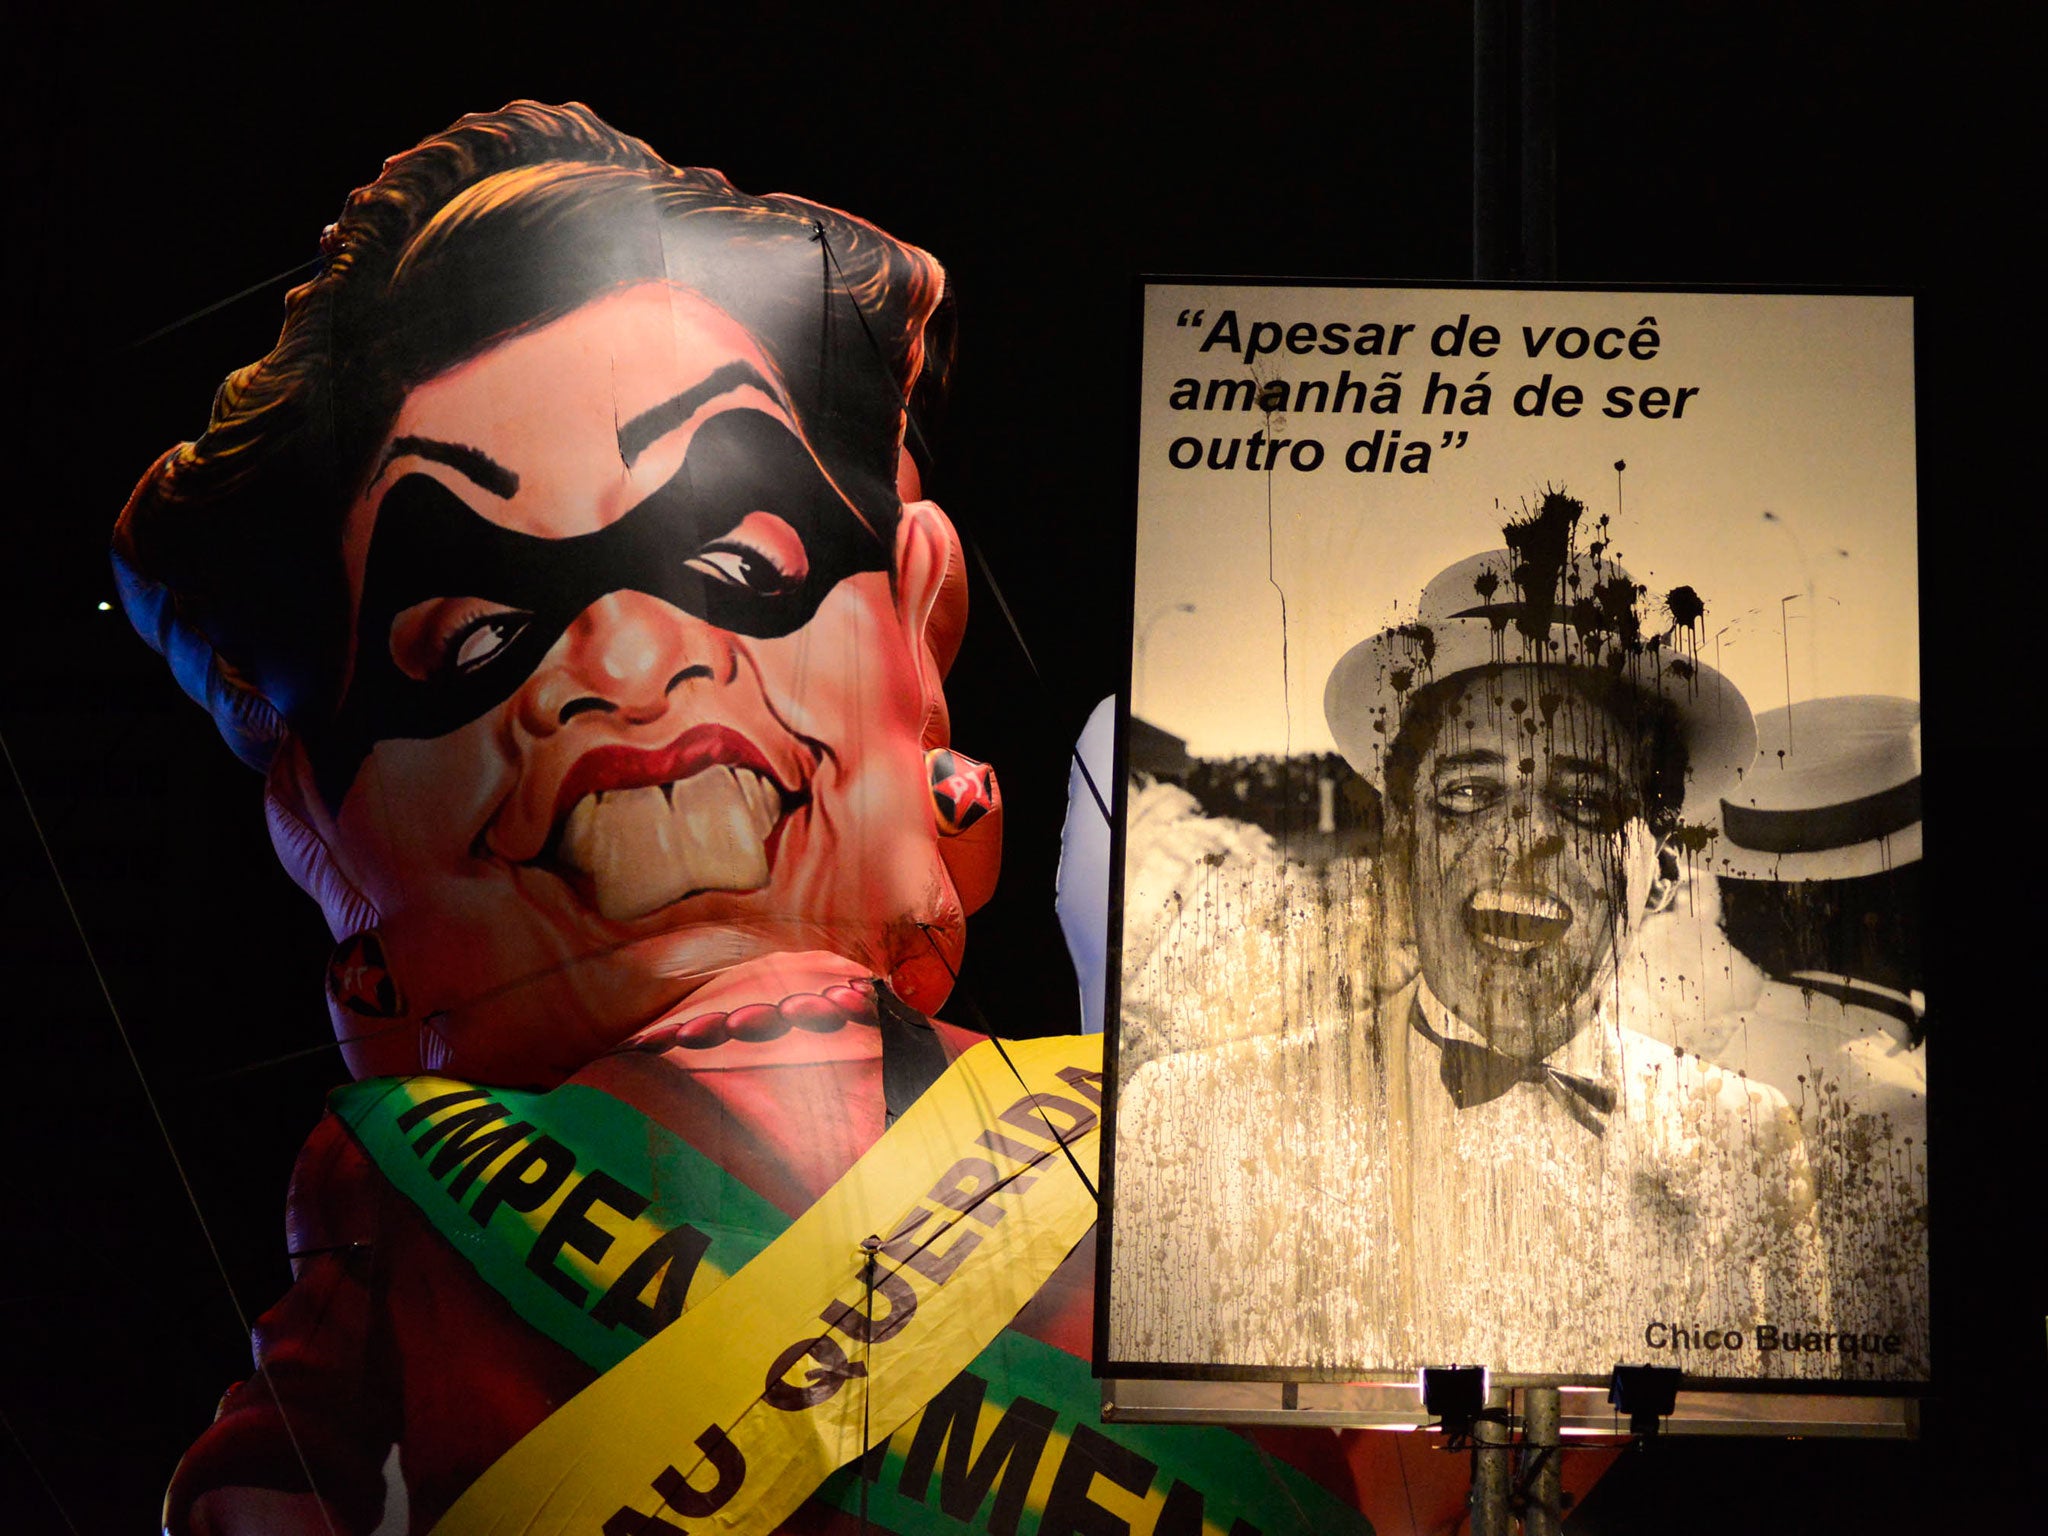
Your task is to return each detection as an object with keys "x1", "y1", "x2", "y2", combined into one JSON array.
[{"x1": 114, "y1": 103, "x2": 996, "y2": 1084}]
